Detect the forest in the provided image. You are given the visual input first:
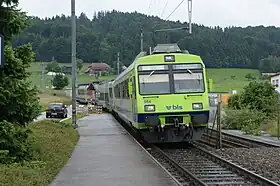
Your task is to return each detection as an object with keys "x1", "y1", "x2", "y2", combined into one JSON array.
[{"x1": 12, "y1": 10, "x2": 280, "y2": 72}]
